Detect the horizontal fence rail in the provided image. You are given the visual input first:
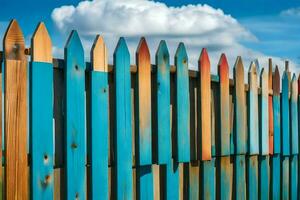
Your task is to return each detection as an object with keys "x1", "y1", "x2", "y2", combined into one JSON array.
[{"x1": 0, "y1": 19, "x2": 299, "y2": 200}]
